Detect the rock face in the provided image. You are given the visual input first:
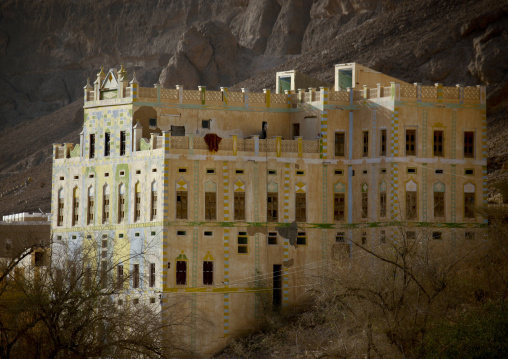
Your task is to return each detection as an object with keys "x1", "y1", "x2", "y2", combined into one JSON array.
[
  {"x1": 160, "y1": 21, "x2": 250, "y2": 90},
  {"x1": 1, "y1": 0, "x2": 508, "y2": 214}
]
